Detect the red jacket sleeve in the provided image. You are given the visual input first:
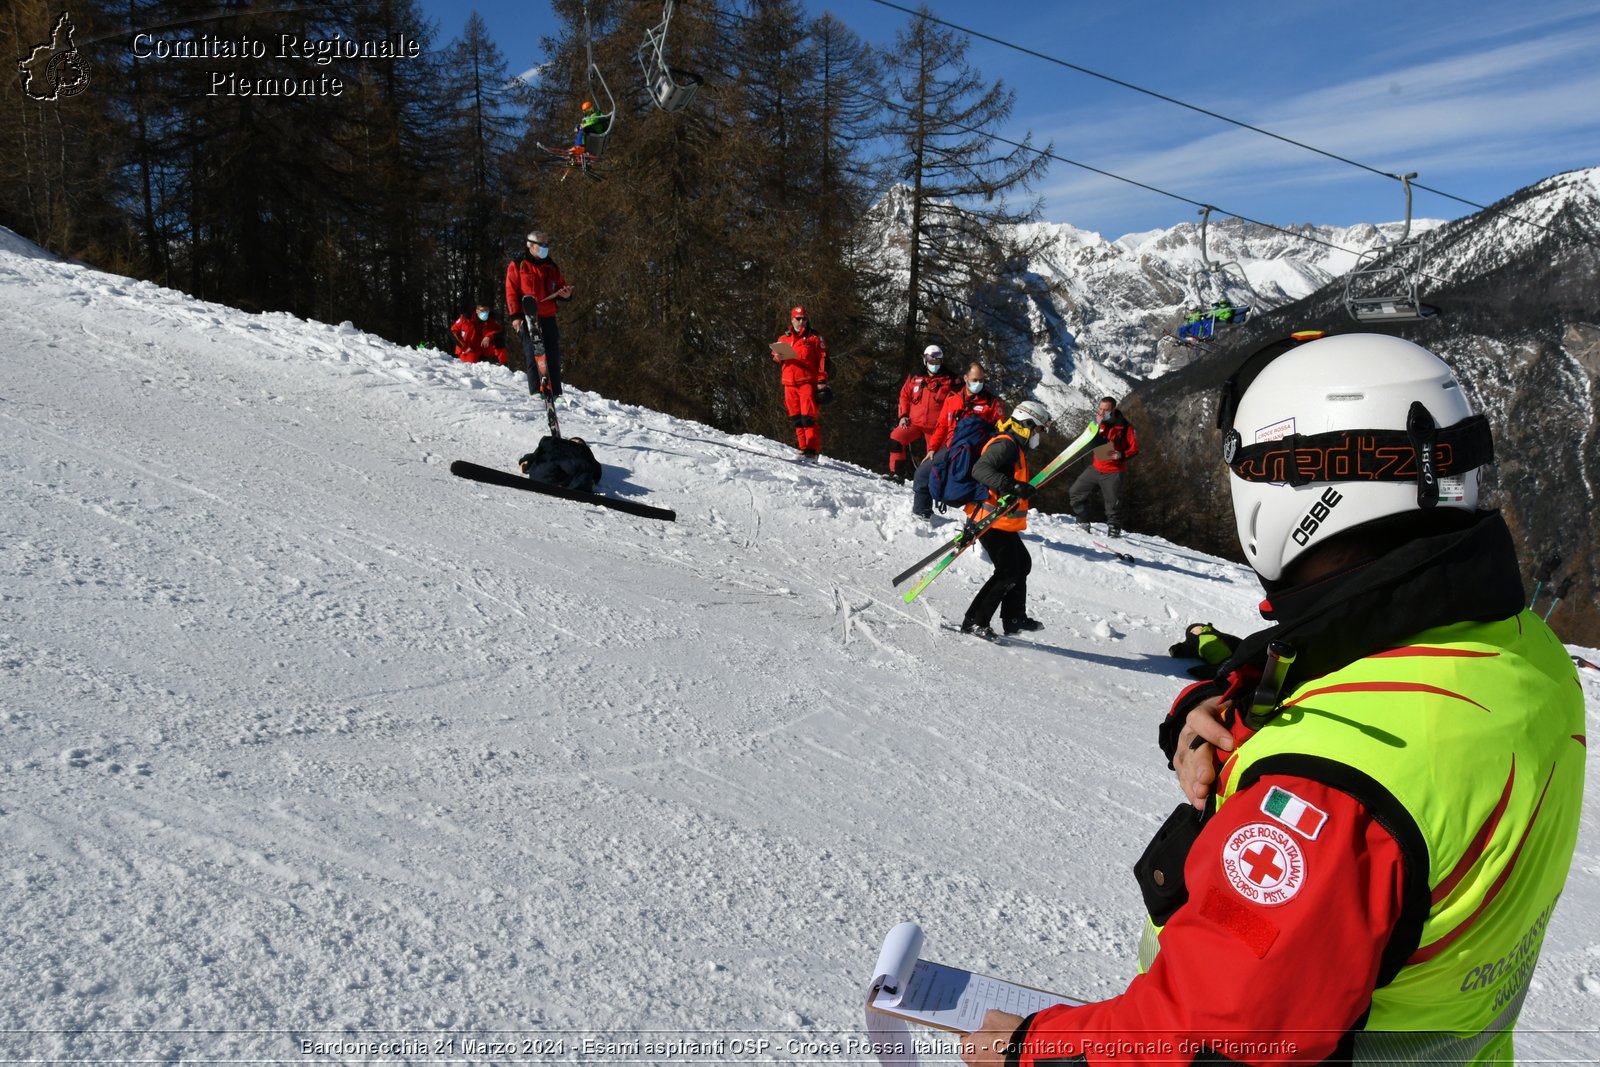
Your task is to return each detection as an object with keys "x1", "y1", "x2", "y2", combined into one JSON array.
[
  {"x1": 1016, "y1": 775, "x2": 1406, "y2": 1066},
  {"x1": 898, "y1": 376, "x2": 916, "y2": 420},
  {"x1": 505, "y1": 262, "x2": 522, "y2": 317},
  {"x1": 1120, "y1": 425, "x2": 1140, "y2": 460}
]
